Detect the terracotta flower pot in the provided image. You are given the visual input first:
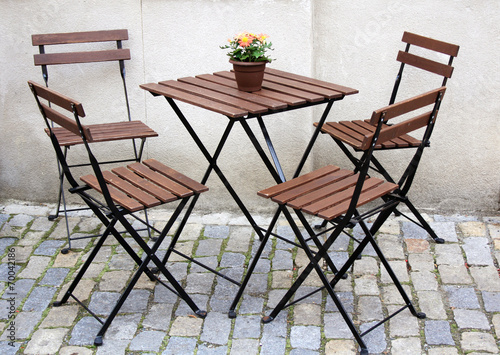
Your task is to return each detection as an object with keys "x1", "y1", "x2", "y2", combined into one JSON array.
[{"x1": 230, "y1": 60, "x2": 267, "y2": 92}]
